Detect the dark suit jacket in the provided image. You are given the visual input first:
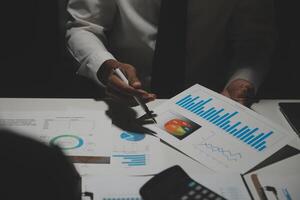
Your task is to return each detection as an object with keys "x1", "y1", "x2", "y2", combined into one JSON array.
[{"x1": 184, "y1": 0, "x2": 276, "y2": 91}]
